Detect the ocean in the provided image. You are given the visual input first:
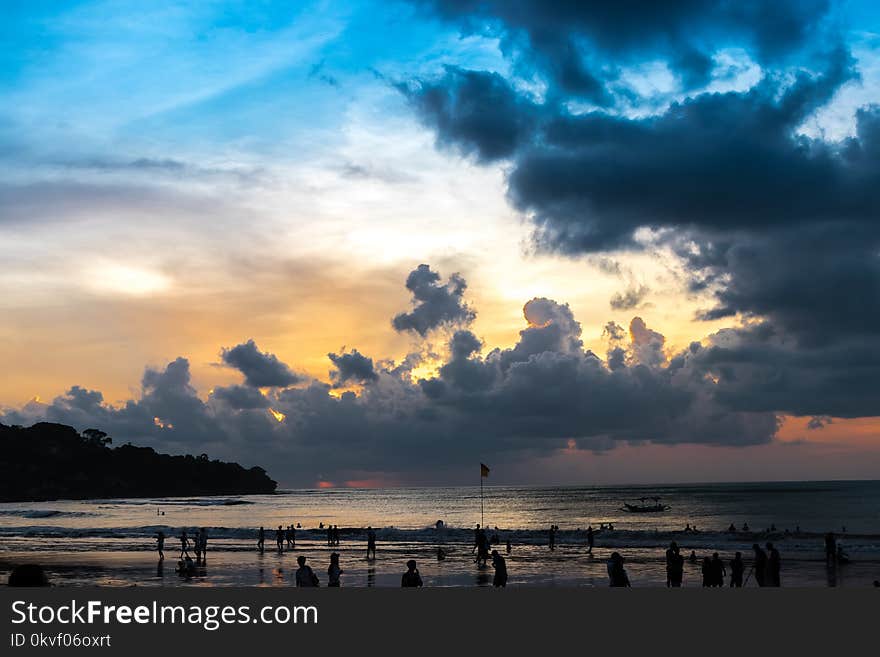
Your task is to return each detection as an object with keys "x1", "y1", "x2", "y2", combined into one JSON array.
[{"x1": 2, "y1": 481, "x2": 879, "y2": 587}]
